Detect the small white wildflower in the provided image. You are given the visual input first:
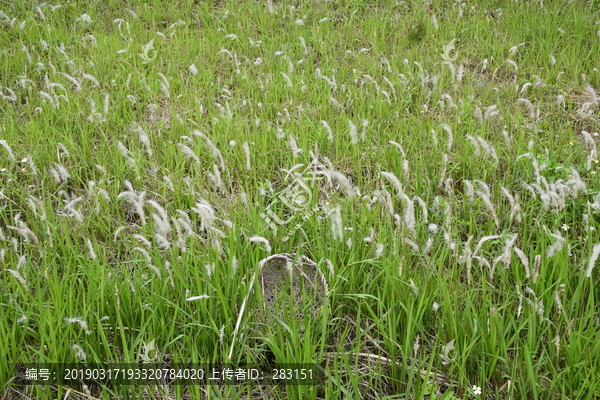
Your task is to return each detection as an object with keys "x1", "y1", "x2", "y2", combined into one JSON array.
[
  {"x1": 189, "y1": 64, "x2": 198, "y2": 75},
  {"x1": 472, "y1": 385, "x2": 482, "y2": 396},
  {"x1": 432, "y1": 302, "x2": 440, "y2": 312}
]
